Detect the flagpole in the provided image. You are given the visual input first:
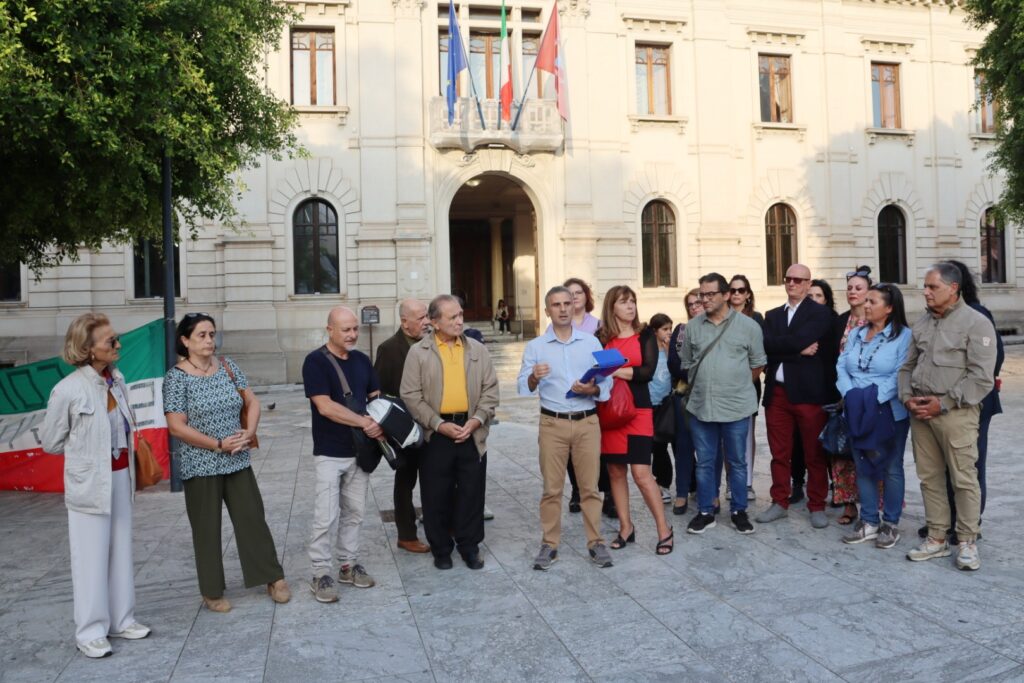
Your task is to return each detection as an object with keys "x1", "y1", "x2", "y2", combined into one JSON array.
[
  {"x1": 452, "y1": 6, "x2": 487, "y2": 131},
  {"x1": 497, "y1": 0, "x2": 504, "y2": 131},
  {"x1": 512, "y1": 1, "x2": 554, "y2": 132}
]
